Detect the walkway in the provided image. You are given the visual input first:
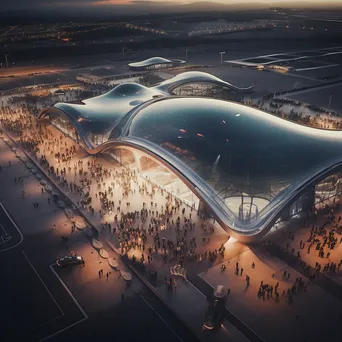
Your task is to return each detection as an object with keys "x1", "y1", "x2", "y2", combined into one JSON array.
[
  {"x1": 263, "y1": 242, "x2": 342, "y2": 300},
  {"x1": 199, "y1": 248, "x2": 342, "y2": 342}
]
